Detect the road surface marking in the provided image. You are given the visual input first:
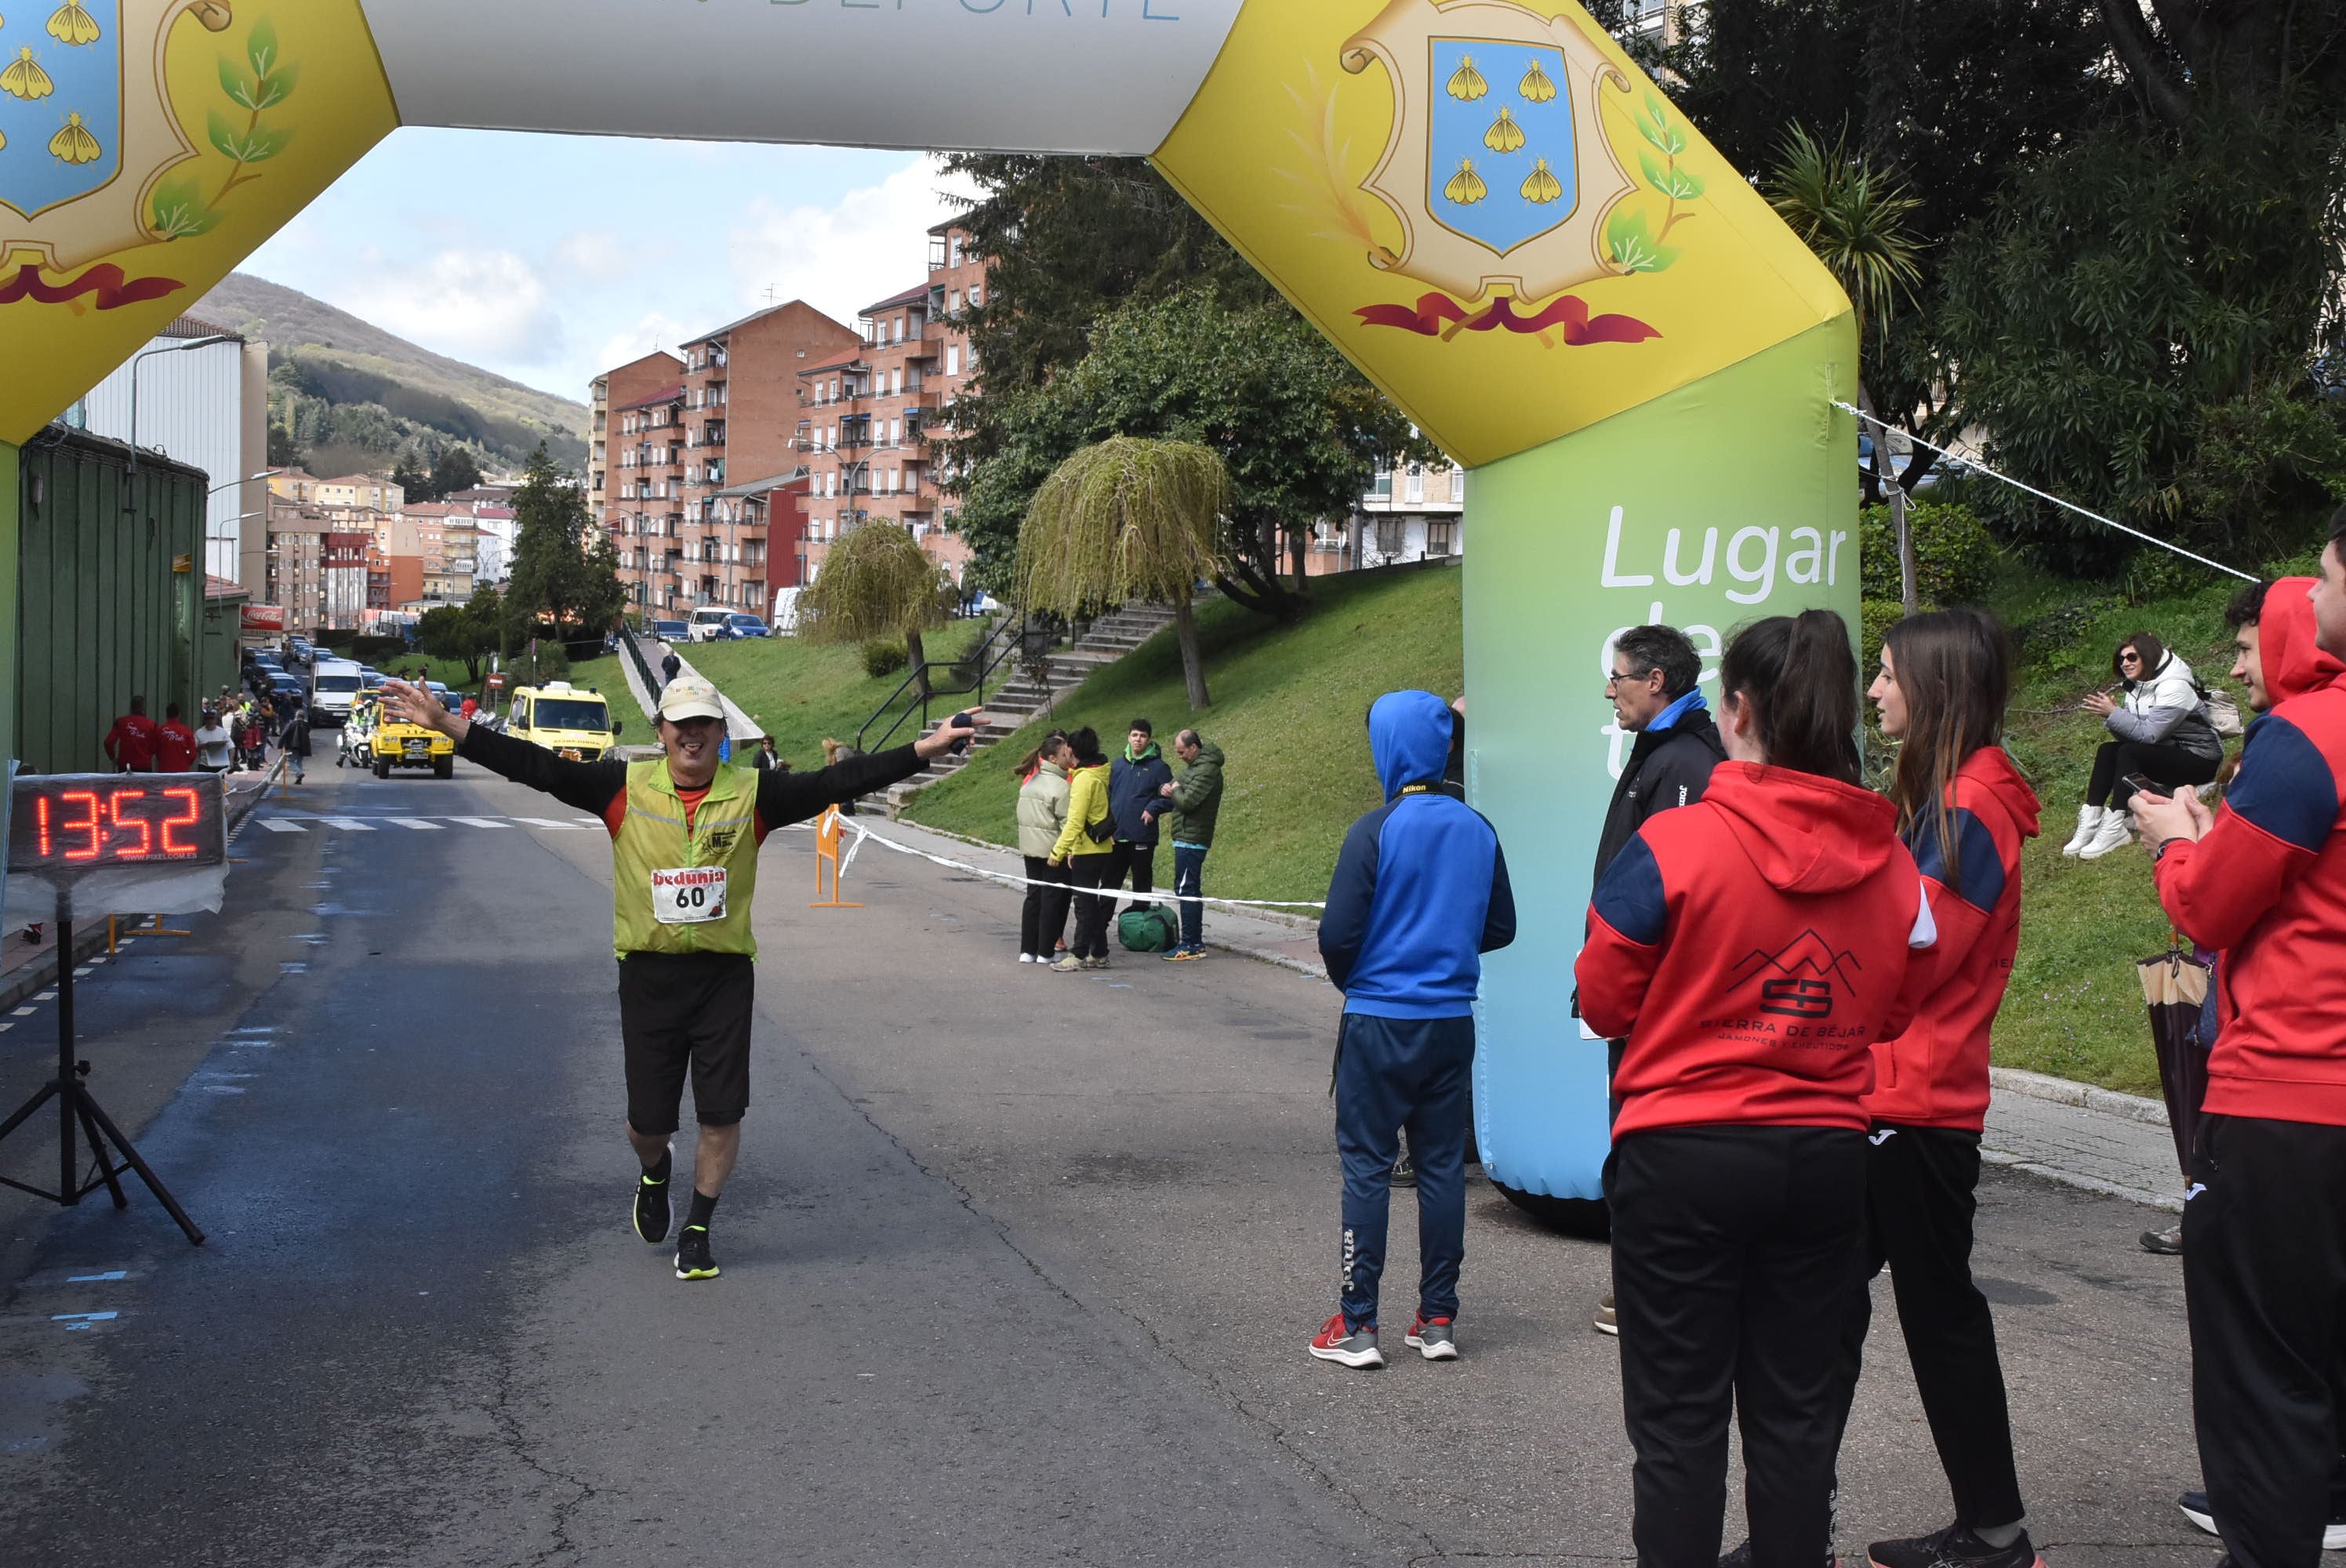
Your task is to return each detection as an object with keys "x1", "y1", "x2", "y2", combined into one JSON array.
[
  {"x1": 67, "y1": 1272, "x2": 126, "y2": 1282},
  {"x1": 445, "y1": 816, "x2": 508, "y2": 828},
  {"x1": 385, "y1": 818, "x2": 444, "y2": 830},
  {"x1": 317, "y1": 818, "x2": 375, "y2": 832},
  {"x1": 258, "y1": 819, "x2": 305, "y2": 833},
  {"x1": 514, "y1": 818, "x2": 586, "y2": 830}
]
